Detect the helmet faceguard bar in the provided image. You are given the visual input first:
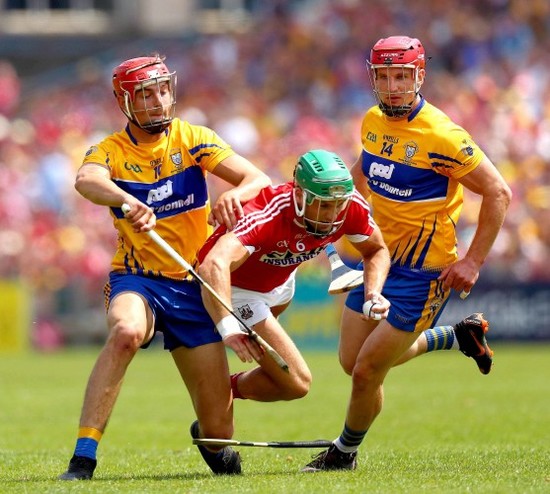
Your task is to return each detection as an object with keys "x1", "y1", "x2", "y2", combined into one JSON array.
[
  {"x1": 123, "y1": 74, "x2": 176, "y2": 134},
  {"x1": 367, "y1": 36, "x2": 426, "y2": 117},
  {"x1": 113, "y1": 55, "x2": 176, "y2": 134},
  {"x1": 304, "y1": 183, "x2": 352, "y2": 204},
  {"x1": 293, "y1": 149, "x2": 354, "y2": 237},
  {"x1": 368, "y1": 64, "x2": 422, "y2": 117},
  {"x1": 297, "y1": 196, "x2": 351, "y2": 237}
]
